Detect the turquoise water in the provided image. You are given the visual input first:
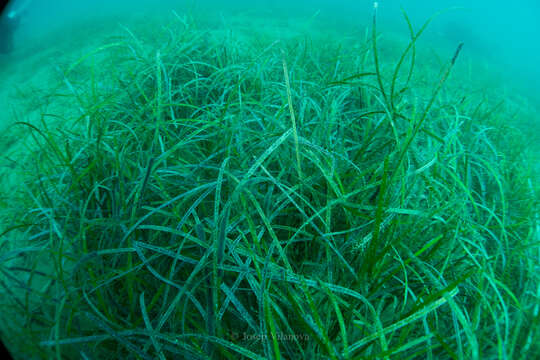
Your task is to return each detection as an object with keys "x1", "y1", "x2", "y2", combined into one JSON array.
[{"x1": 5, "y1": 0, "x2": 540, "y2": 95}]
